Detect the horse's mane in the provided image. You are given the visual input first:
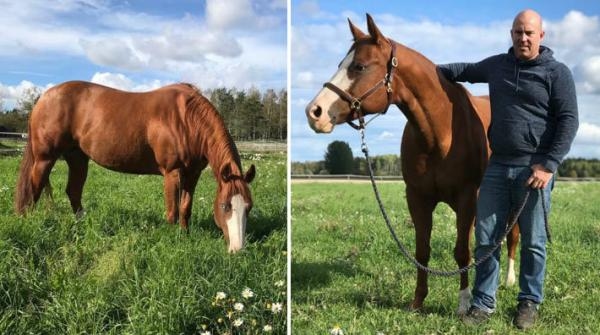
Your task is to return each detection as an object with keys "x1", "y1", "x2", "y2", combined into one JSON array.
[{"x1": 182, "y1": 84, "x2": 243, "y2": 177}]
